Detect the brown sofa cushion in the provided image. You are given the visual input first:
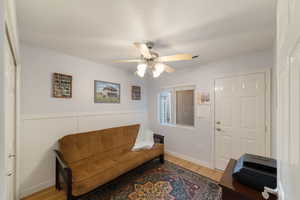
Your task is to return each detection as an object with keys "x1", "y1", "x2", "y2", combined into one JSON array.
[
  {"x1": 58, "y1": 124, "x2": 164, "y2": 196},
  {"x1": 112, "y1": 151, "x2": 147, "y2": 172},
  {"x1": 71, "y1": 146, "x2": 164, "y2": 196},
  {"x1": 59, "y1": 125, "x2": 140, "y2": 165},
  {"x1": 72, "y1": 166, "x2": 121, "y2": 196},
  {"x1": 70, "y1": 157, "x2": 117, "y2": 183},
  {"x1": 142, "y1": 143, "x2": 164, "y2": 159}
]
